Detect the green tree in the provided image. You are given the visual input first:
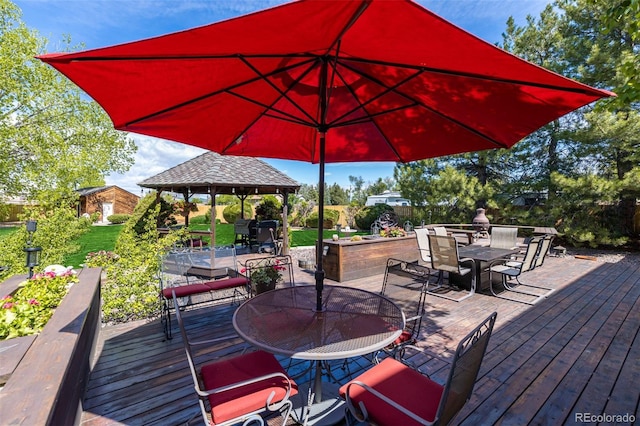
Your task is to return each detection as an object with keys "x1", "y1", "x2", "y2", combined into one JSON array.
[
  {"x1": 0, "y1": 0, "x2": 136, "y2": 205},
  {"x1": 367, "y1": 177, "x2": 395, "y2": 198},
  {"x1": 426, "y1": 166, "x2": 494, "y2": 223},
  {"x1": 557, "y1": 0, "x2": 639, "y2": 236},
  {"x1": 600, "y1": 0, "x2": 640, "y2": 104},
  {"x1": 327, "y1": 183, "x2": 348, "y2": 205},
  {"x1": 348, "y1": 175, "x2": 367, "y2": 205},
  {"x1": 394, "y1": 160, "x2": 435, "y2": 207},
  {"x1": 298, "y1": 183, "x2": 318, "y2": 203}
]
